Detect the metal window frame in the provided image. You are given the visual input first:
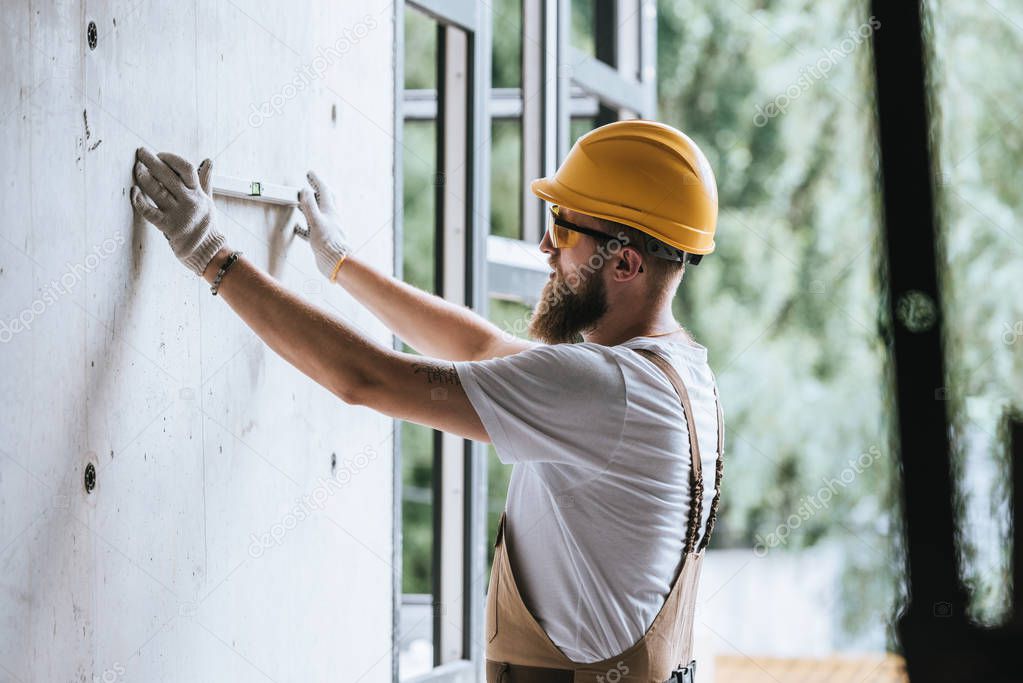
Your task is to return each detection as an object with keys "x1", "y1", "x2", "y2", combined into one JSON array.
[
  {"x1": 397, "y1": 2, "x2": 490, "y2": 682},
  {"x1": 490, "y1": 0, "x2": 658, "y2": 304},
  {"x1": 572, "y1": 0, "x2": 656, "y2": 121},
  {"x1": 402, "y1": 87, "x2": 598, "y2": 122},
  {"x1": 394, "y1": 2, "x2": 656, "y2": 680}
]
